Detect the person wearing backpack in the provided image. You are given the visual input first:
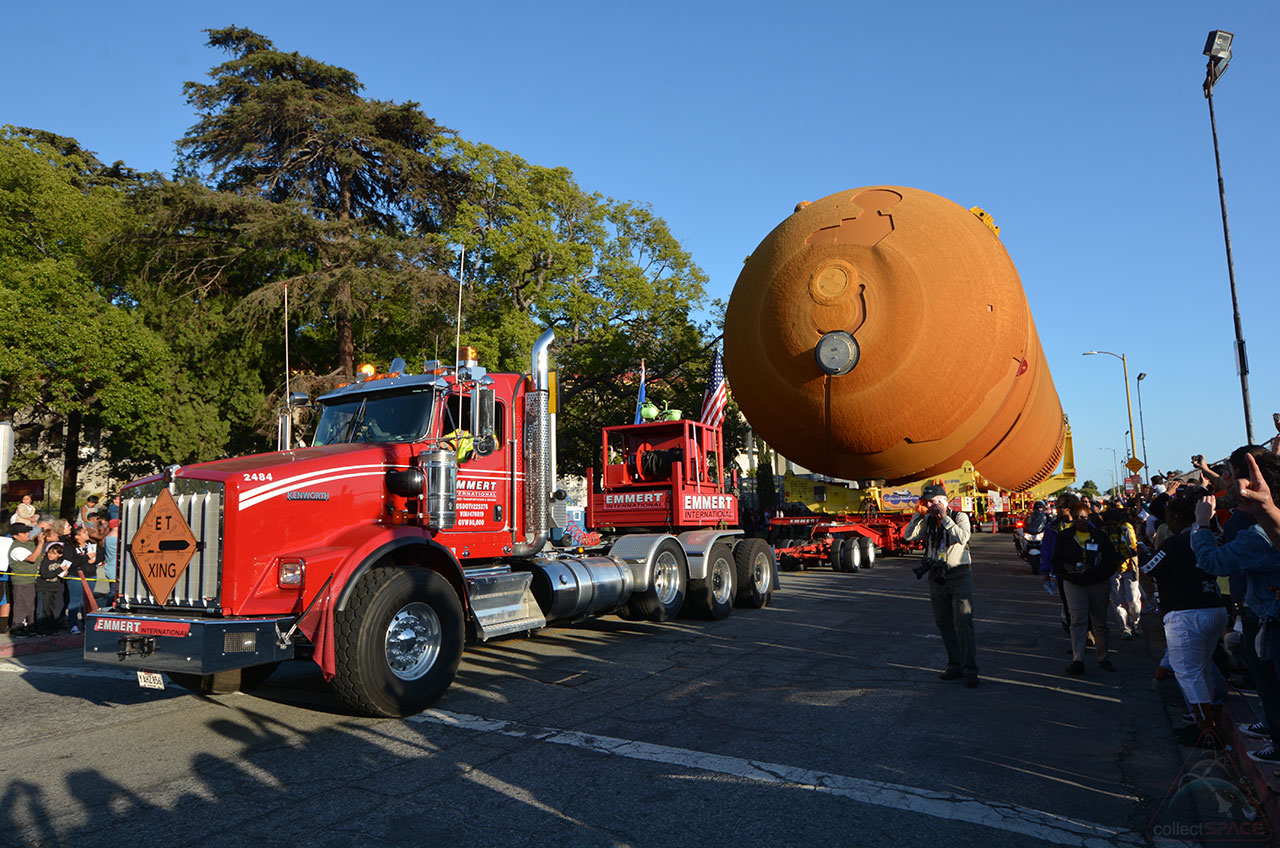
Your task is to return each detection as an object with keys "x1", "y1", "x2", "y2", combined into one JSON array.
[{"x1": 904, "y1": 483, "x2": 979, "y2": 687}]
